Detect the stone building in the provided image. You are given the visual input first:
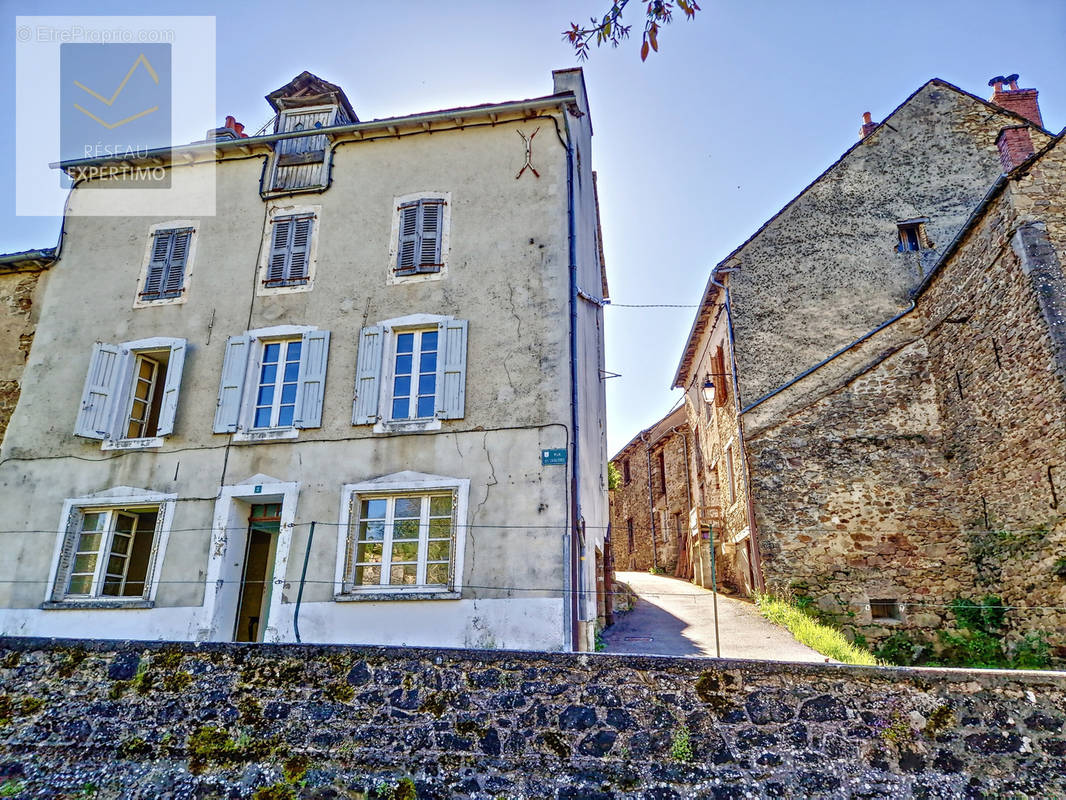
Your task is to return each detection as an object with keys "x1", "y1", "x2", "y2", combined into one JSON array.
[
  {"x1": 673, "y1": 75, "x2": 1065, "y2": 651},
  {"x1": 0, "y1": 249, "x2": 54, "y2": 445},
  {"x1": 608, "y1": 408, "x2": 696, "y2": 575},
  {"x1": 0, "y1": 69, "x2": 609, "y2": 652}
]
